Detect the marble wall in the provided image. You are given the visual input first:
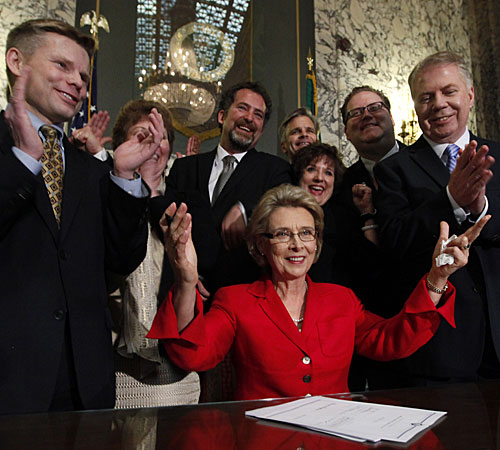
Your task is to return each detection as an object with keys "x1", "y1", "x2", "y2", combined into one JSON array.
[
  {"x1": 314, "y1": 0, "x2": 474, "y2": 166},
  {"x1": 467, "y1": 0, "x2": 500, "y2": 141},
  {"x1": 0, "y1": 0, "x2": 76, "y2": 108}
]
